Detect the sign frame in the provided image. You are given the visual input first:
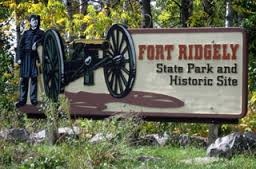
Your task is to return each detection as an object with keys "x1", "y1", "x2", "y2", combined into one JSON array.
[
  {"x1": 128, "y1": 27, "x2": 248, "y2": 123},
  {"x1": 21, "y1": 27, "x2": 248, "y2": 124}
]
